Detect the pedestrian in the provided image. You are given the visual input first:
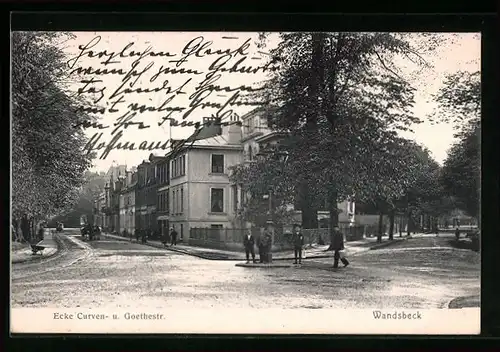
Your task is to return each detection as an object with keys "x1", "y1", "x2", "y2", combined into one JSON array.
[
  {"x1": 292, "y1": 225, "x2": 305, "y2": 265},
  {"x1": 135, "y1": 228, "x2": 140, "y2": 242},
  {"x1": 170, "y1": 226, "x2": 178, "y2": 246},
  {"x1": 162, "y1": 227, "x2": 170, "y2": 247},
  {"x1": 455, "y1": 227, "x2": 460, "y2": 241},
  {"x1": 12, "y1": 218, "x2": 20, "y2": 242},
  {"x1": 21, "y1": 213, "x2": 30, "y2": 243},
  {"x1": 257, "y1": 234, "x2": 264, "y2": 263},
  {"x1": 332, "y1": 226, "x2": 349, "y2": 268},
  {"x1": 243, "y1": 229, "x2": 256, "y2": 263},
  {"x1": 262, "y1": 225, "x2": 273, "y2": 263},
  {"x1": 142, "y1": 229, "x2": 148, "y2": 244},
  {"x1": 37, "y1": 222, "x2": 45, "y2": 242}
]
